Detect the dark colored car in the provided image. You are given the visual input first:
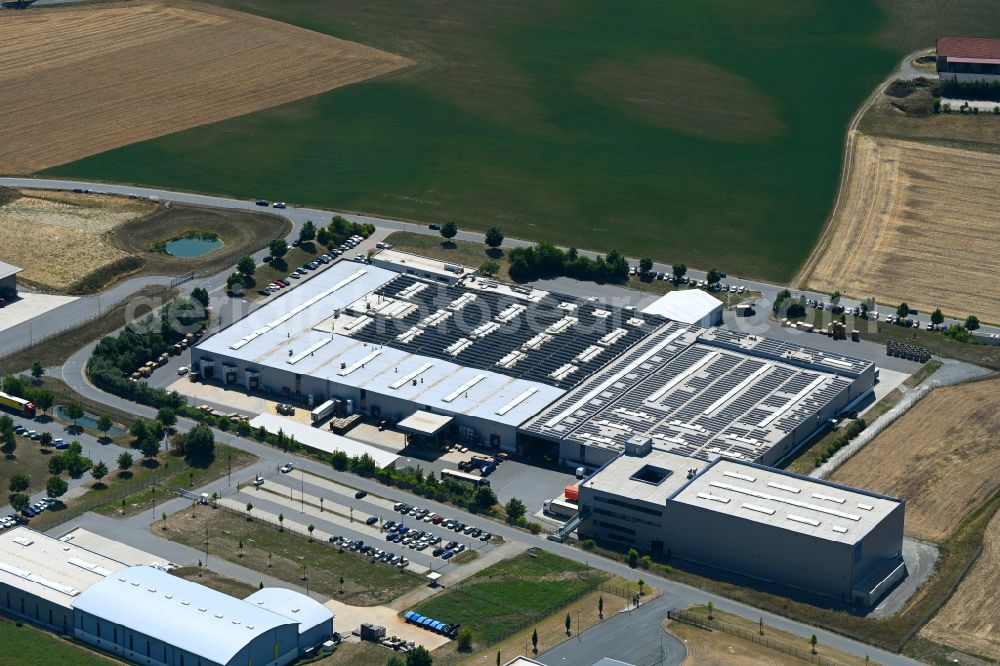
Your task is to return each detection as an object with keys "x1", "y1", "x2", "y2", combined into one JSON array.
[
  {"x1": 355, "y1": 490, "x2": 367, "y2": 499},
  {"x1": 365, "y1": 516, "x2": 378, "y2": 526},
  {"x1": 428, "y1": 223, "x2": 440, "y2": 230},
  {"x1": 255, "y1": 199, "x2": 269, "y2": 206}
]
